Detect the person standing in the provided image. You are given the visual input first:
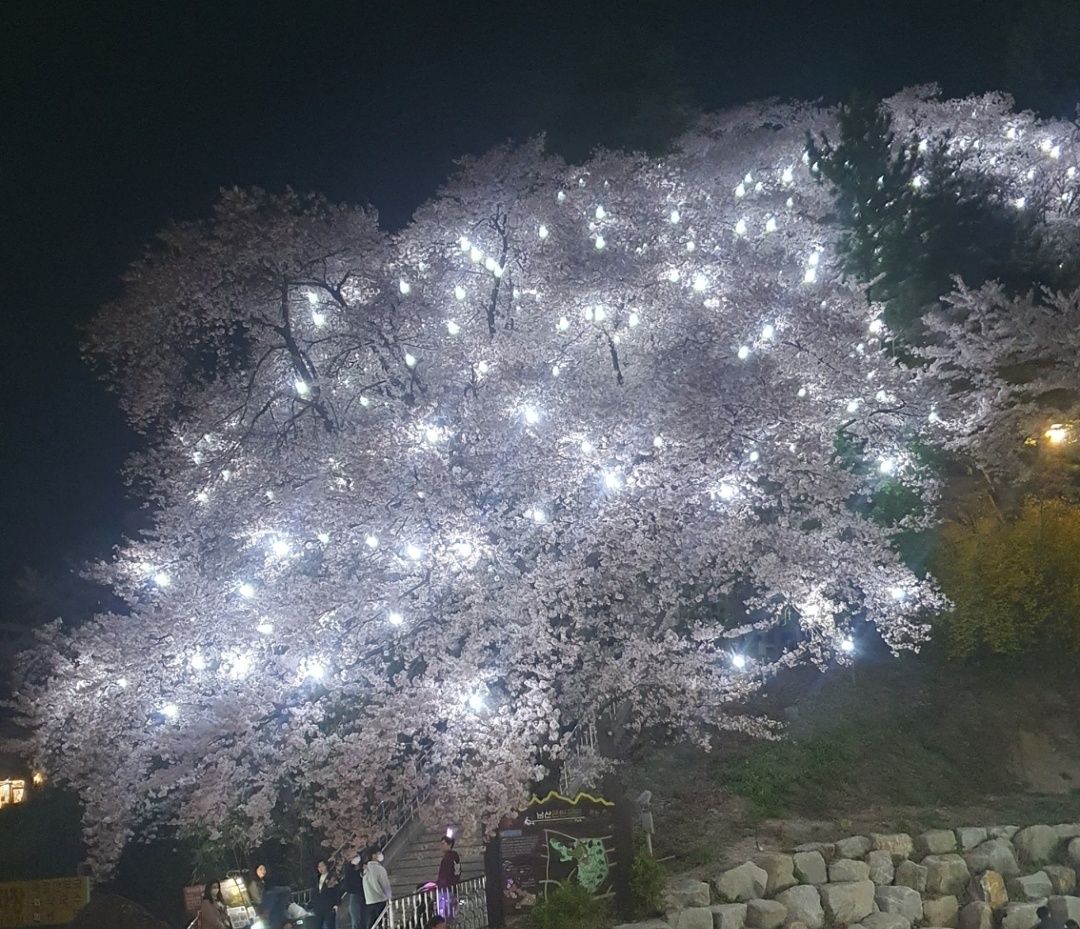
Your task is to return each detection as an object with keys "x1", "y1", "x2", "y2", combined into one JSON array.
[
  {"x1": 435, "y1": 836, "x2": 461, "y2": 920},
  {"x1": 362, "y1": 850, "x2": 393, "y2": 928},
  {"x1": 311, "y1": 859, "x2": 341, "y2": 929},
  {"x1": 199, "y1": 881, "x2": 229, "y2": 929},
  {"x1": 343, "y1": 850, "x2": 368, "y2": 929},
  {"x1": 248, "y1": 864, "x2": 267, "y2": 910}
]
